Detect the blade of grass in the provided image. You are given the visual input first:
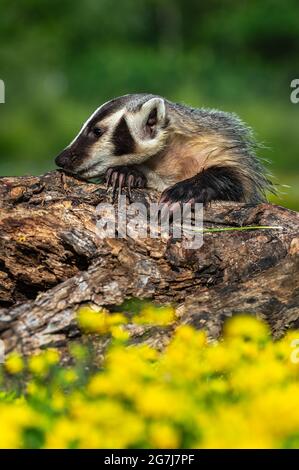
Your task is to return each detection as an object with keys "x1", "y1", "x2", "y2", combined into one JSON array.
[{"x1": 184, "y1": 225, "x2": 283, "y2": 234}]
